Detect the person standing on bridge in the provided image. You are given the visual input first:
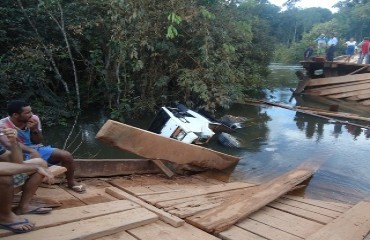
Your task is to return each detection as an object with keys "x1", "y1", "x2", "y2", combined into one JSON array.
[{"x1": 326, "y1": 33, "x2": 338, "y2": 61}]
